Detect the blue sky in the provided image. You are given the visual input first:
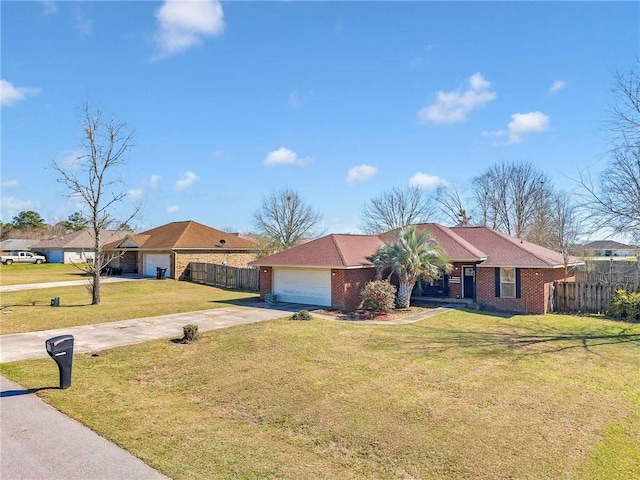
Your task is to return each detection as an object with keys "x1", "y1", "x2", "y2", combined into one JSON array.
[{"x1": 2, "y1": 1, "x2": 638, "y2": 234}]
